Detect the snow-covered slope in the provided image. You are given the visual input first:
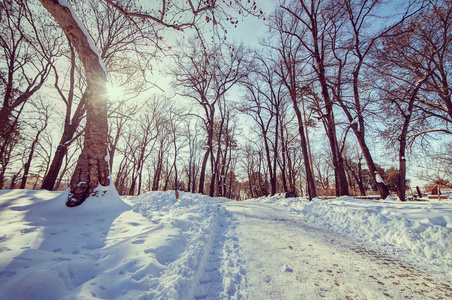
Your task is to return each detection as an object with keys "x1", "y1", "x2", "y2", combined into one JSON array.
[{"x1": 0, "y1": 189, "x2": 451, "y2": 299}]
